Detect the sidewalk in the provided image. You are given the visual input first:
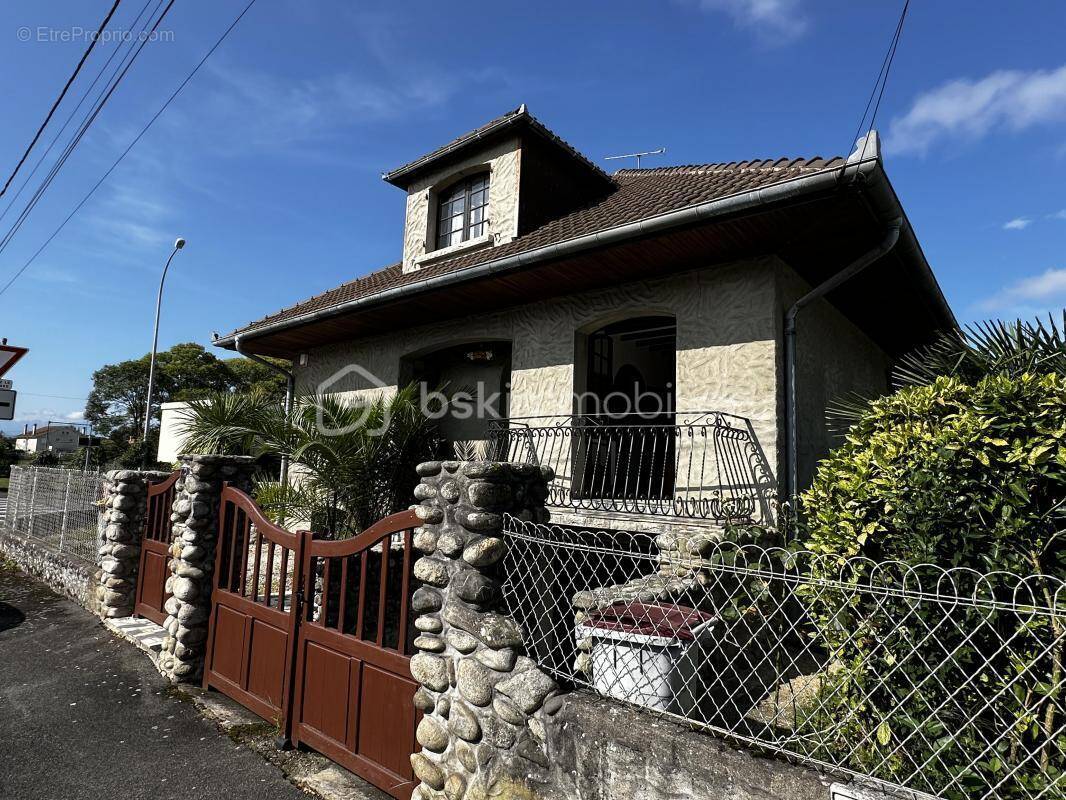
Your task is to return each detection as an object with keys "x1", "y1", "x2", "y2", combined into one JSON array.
[{"x1": 0, "y1": 560, "x2": 309, "y2": 800}]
